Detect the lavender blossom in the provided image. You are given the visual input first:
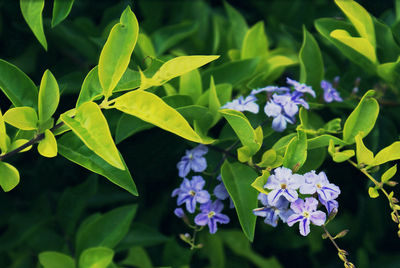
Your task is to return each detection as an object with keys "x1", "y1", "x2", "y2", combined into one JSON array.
[
  {"x1": 222, "y1": 95, "x2": 259, "y2": 113},
  {"x1": 251, "y1": 86, "x2": 290, "y2": 95},
  {"x1": 213, "y1": 175, "x2": 234, "y2": 208},
  {"x1": 319, "y1": 197, "x2": 339, "y2": 215},
  {"x1": 286, "y1": 78, "x2": 316, "y2": 97},
  {"x1": 264, "y1": 101, "x2": 295, "y2": 132},
  {"x1": 299, "y1": 171, "x2": 341, "y2": 201},
  {"x1": 194, "y1": 200, "x2": 230, "y2": 234},
  {"x1": 171, "y1": 176, "x2": 210, "y2": 213},
  {"x1": 264, "y1": 167, "x2": 305, "y2": 205},
  {"x1": 177, "y1": 145, "x2": 208, "y2": 178},
  {"x1": 253, "y1": 193, "x2": 293, "y2": 227},
  {"x1": 287, "y1": 197, "x2": 326, "y2": 236},
  {"x1": 321, "y1": 80, "x2": 343, "y2": 103},
  {"x1": 174, "y1": 208, "x2": 185, "y2": 218}
]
